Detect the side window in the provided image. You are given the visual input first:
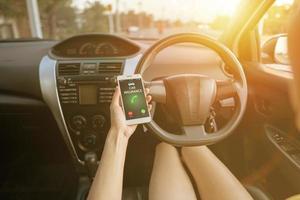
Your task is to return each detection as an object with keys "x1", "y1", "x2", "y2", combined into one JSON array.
[{"x1": 260, "y1": 0, "x2": 299, "y2": 65}]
